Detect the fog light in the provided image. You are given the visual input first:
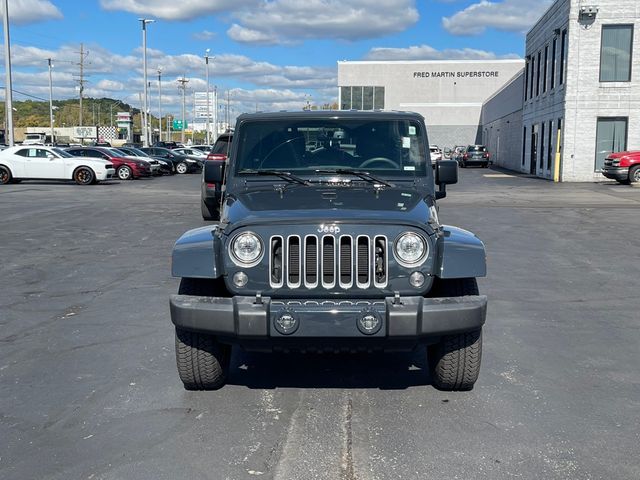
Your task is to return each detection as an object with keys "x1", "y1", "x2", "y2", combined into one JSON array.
[
  {"x1": 357, "y1": 310, "x2": 382, "y2": 335},
  {"x1": 409, "y1": 271, "x2": 425, "y2": 288},
  {"x1": 275, "y1": 311, "x2": 299, "y2": 335},
  {"x1": 233, "y1": 271, "x2": 248, "y2": 287}
]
